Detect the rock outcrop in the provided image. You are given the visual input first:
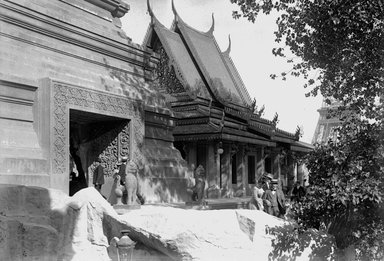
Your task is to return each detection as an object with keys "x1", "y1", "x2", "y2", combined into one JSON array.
[{"x1": 0, "y1": 184, "x2": 336, "y2": 260}]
